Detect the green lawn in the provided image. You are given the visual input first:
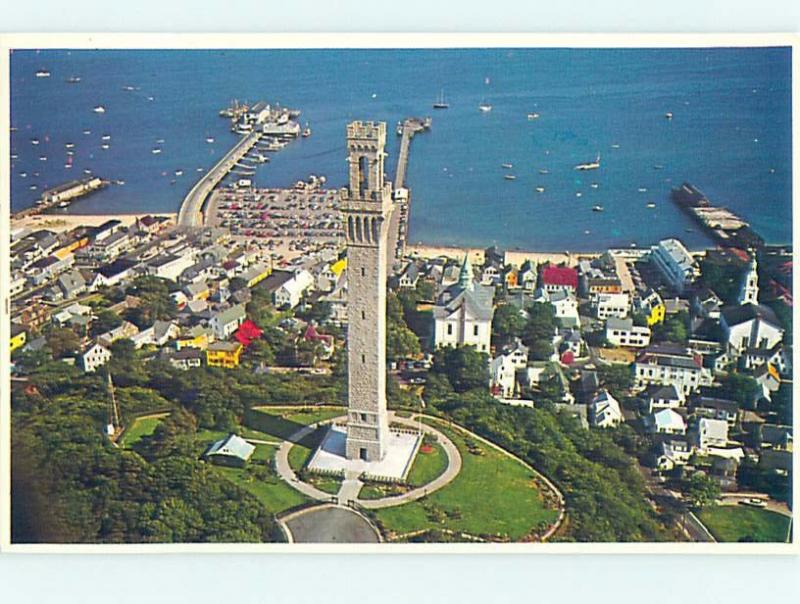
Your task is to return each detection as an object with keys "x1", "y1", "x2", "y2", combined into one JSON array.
[
  {"x1": 120, "y1": 414, "x2": 169, "y2": 448},
  {"x1": 407, "y1": 441, "x2": 448, "y2": 487},
  {"x1": 698, "y1": 505, "x2": 791, "y2": 543},
  {"x1": 211, "y1": 446, "x2": 309, "y2": 515},
  {"x1": 244, "y1": 407, "x2": 344, "y2": 441},
  {"x1": 373, "y1": 421, "x2": 559, "y2": 541}
]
